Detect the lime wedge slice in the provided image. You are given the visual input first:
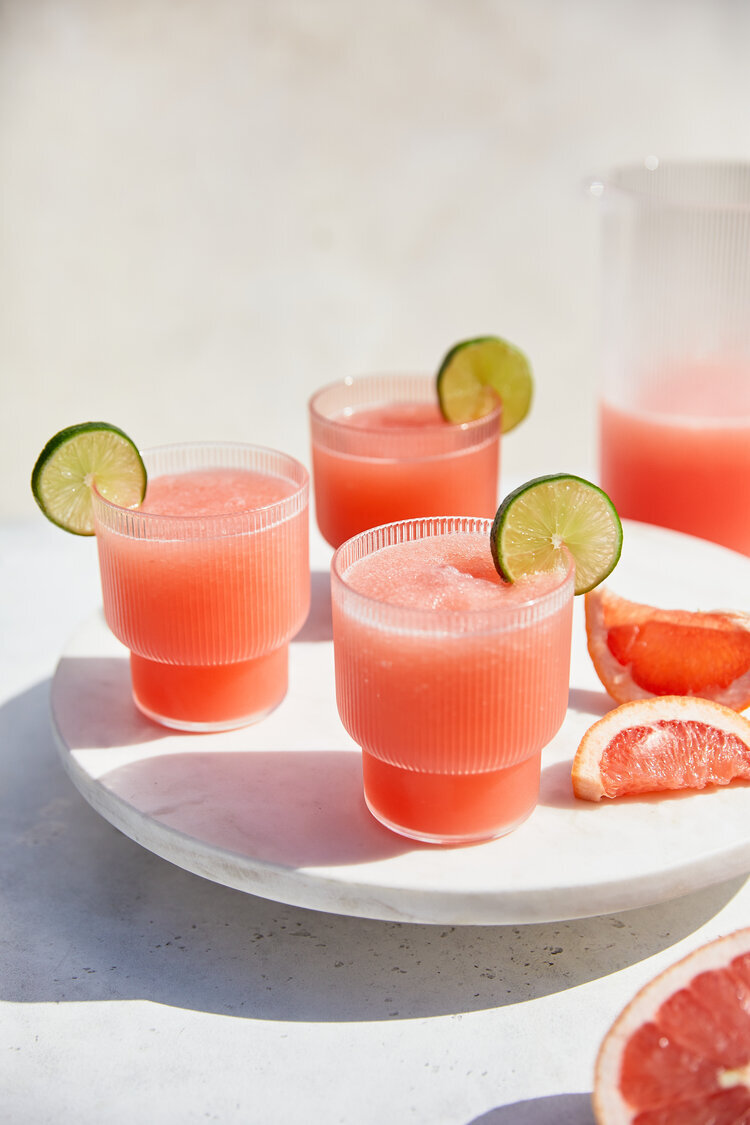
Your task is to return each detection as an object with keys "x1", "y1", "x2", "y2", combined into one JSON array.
[
  {"x1": 491, "y1": 474, "x2": 623, "y2": 595},
  {"x1": 31, "y1": 422, "x2": 146, "y2": 535},
  {"x1": 436, "y1": 335, "x2": 533, "y2": 432}
]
